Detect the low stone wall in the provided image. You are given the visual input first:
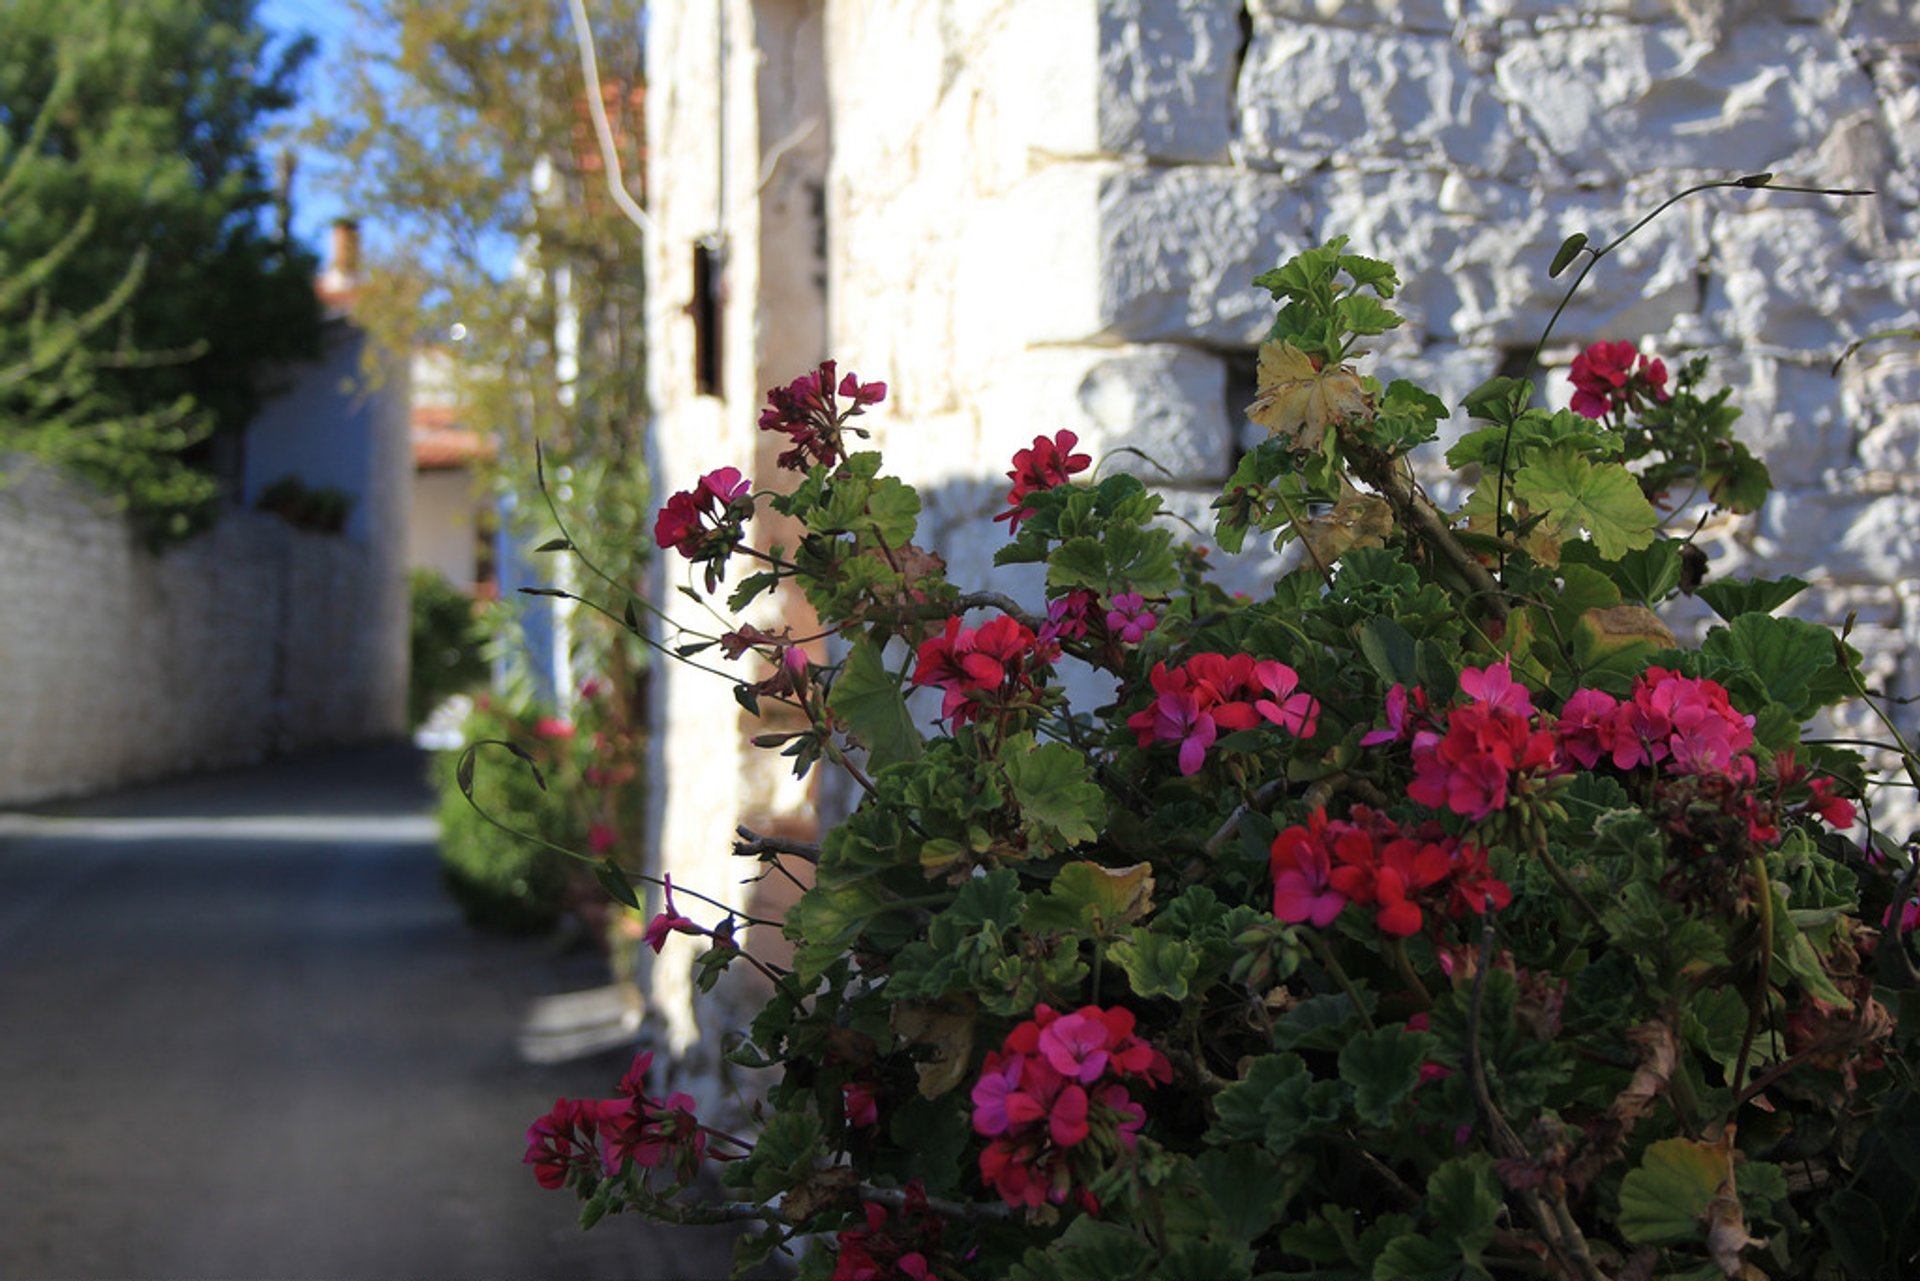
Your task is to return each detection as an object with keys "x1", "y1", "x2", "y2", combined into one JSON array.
[{"x1": 0, "y1": 460, "x2": 407, "y2": 806}]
